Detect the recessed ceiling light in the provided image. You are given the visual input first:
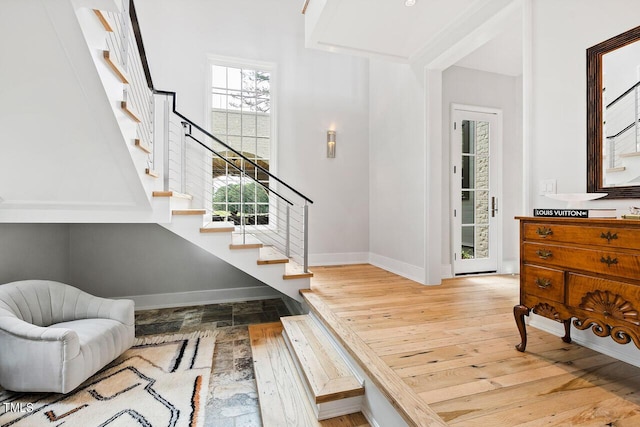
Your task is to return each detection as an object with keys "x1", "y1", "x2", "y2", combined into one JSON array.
[{"x1": 405, "y1": 0, "x2": 416, "y2": 6}]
